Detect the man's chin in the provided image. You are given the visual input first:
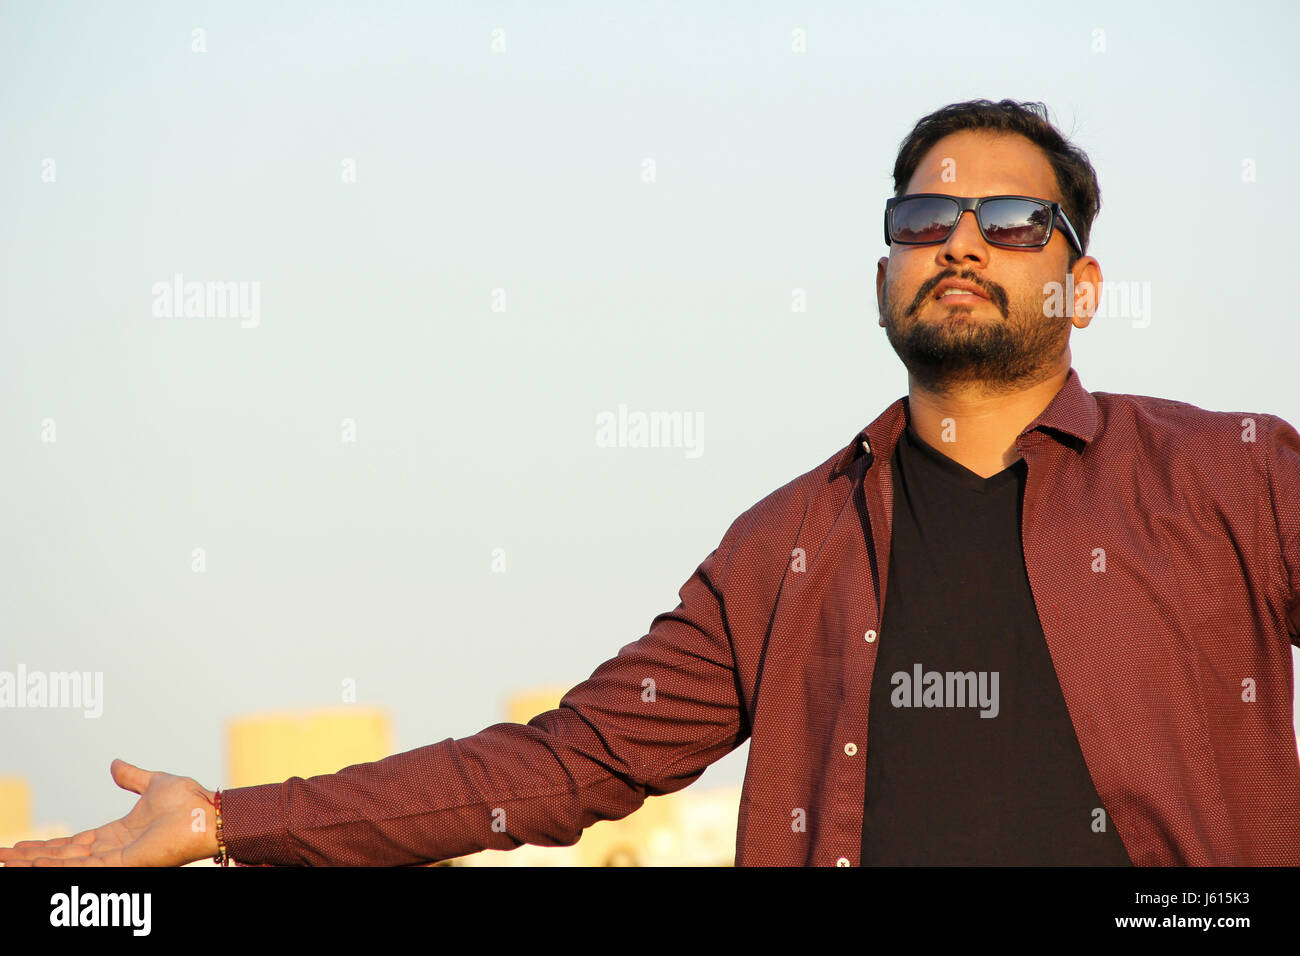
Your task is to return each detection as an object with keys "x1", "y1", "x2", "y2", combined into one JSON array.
[
  {"x1": 885, "y1": 331, "x2": 1044, "y2": 391},
  {"x1": 887, "y1": 328, "x2": 1015, "y2": 371},
  {"x1": 879, "y1": 305, "x2": 1069, "y2": 393},
  {"x1": 894, "y1": 350, "x2": 1061, "y2": 395}
]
